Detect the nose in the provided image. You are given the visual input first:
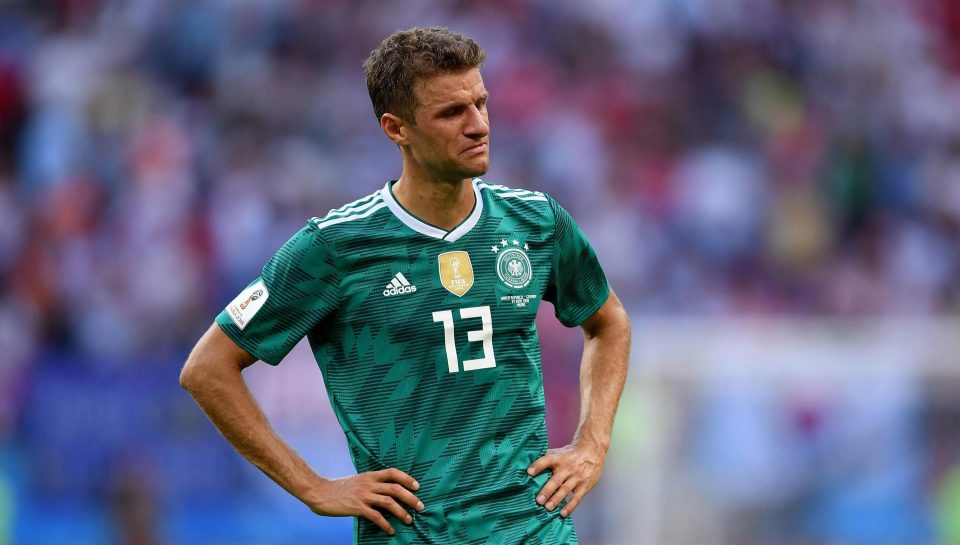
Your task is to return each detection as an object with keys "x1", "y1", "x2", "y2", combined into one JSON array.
[{"x1": 464, "y1": 105, "x2": 489, "y2": 139}]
